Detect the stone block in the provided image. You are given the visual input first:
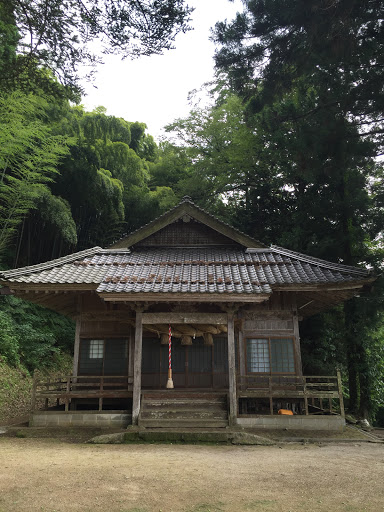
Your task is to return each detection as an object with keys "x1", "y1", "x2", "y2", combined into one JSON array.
[
  {"x1": 57, "y1": 415, "x2": 72, "y2": 426},
  {"x1": 237, "y1": 415, "x2": 345, "y2": 431}
]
